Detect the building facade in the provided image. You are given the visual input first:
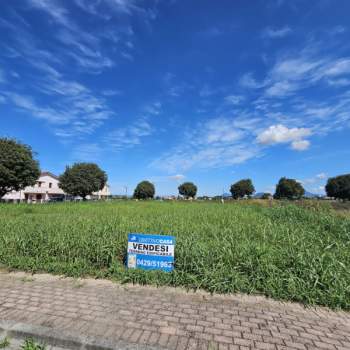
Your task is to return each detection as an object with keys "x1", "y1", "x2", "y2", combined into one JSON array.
[{"x1": 2, "y1": 172, "x2": 110, "y2": 203}]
